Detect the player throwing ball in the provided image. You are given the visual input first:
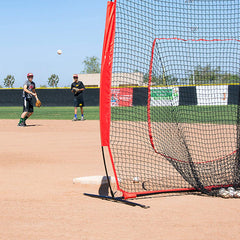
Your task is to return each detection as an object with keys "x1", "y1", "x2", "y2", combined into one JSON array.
[
  {"x1": 71, "y1": 74, "x2": 85, "y2": 121},
  {"x1": 18, "y1": 73, "x2": 39, "y2": 127}
]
